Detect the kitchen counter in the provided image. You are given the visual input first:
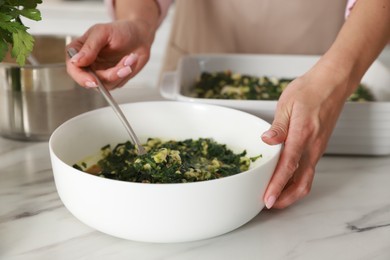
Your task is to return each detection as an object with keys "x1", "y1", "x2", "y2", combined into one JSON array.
[
  {"x1": 1, "y1": 1, "x2": 390, "y2": 259},
  {"x1": 1, "y1": 127, "x2": 390, "y2": 260}
]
